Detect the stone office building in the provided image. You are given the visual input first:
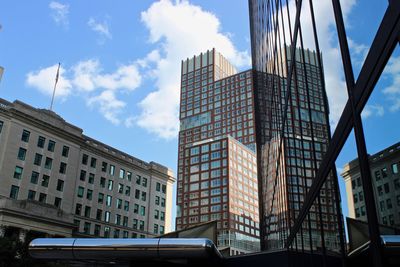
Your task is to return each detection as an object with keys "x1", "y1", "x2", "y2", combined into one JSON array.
[
  {"x1": 0, "y1": 98, "x2": 175, "y2": 241},
  {"x1": 342, "y1": 141, "x2": 400, "y2": 227}
]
